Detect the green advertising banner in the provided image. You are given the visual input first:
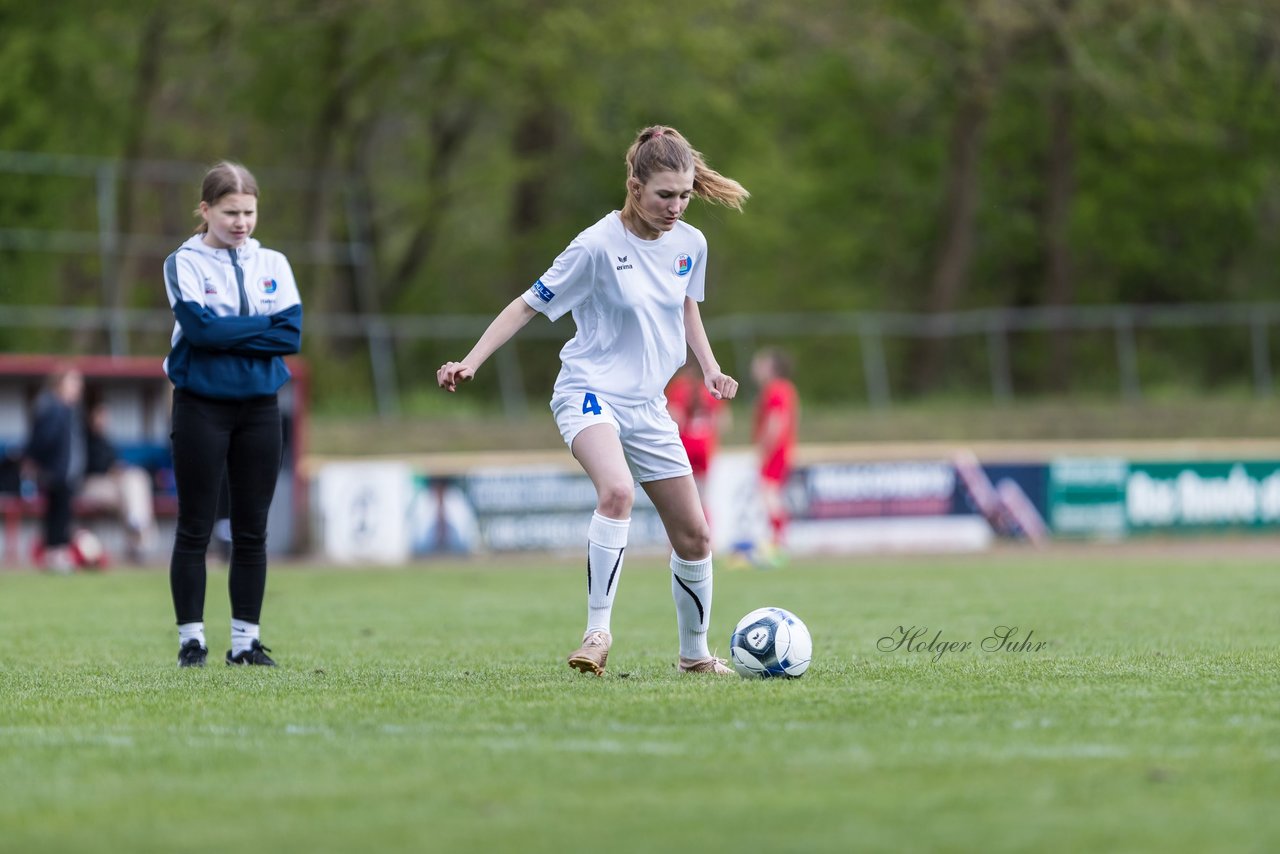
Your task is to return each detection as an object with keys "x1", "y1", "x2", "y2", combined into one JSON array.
[
  {"x1": 1048, "y1": 458, "x2": 1128, "y2": 538},
  {"x1": 1049, "y1": 459, "x2": 1280, "y2": 537}
]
